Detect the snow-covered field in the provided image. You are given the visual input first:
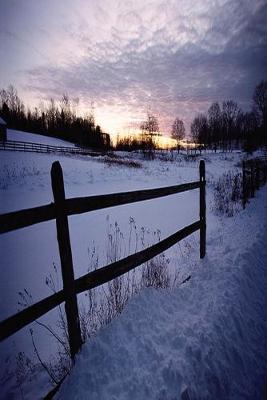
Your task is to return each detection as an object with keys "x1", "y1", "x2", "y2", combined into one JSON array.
[
  {"x1": 7, "y1": 129, "x2": 76, "y2": 147},
  {"x1": 0, "y1": 129, "x2": 267, "y2": 399}
]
